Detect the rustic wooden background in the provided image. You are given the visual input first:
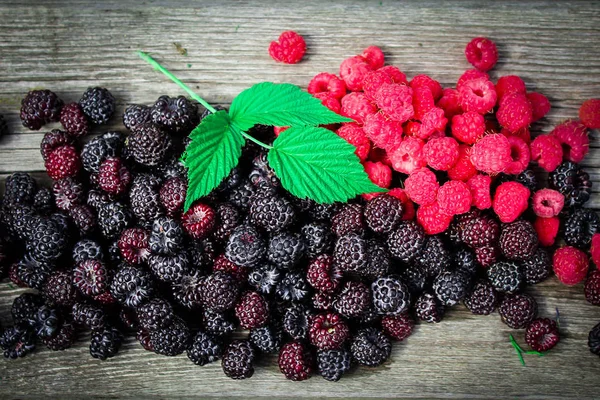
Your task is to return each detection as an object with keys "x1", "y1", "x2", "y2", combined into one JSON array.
[{"x1": 0, "y1": 0, "x2": 599, "y2": 398}]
